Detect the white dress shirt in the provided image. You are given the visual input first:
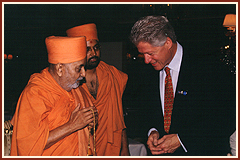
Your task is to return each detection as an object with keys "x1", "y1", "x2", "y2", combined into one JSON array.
[
  {"x1": 160, "y1": 42, "x2": 182, "y2": 113},
  {"x1": 148, "y1": 42, "x2": 187, "y2": 152}
]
